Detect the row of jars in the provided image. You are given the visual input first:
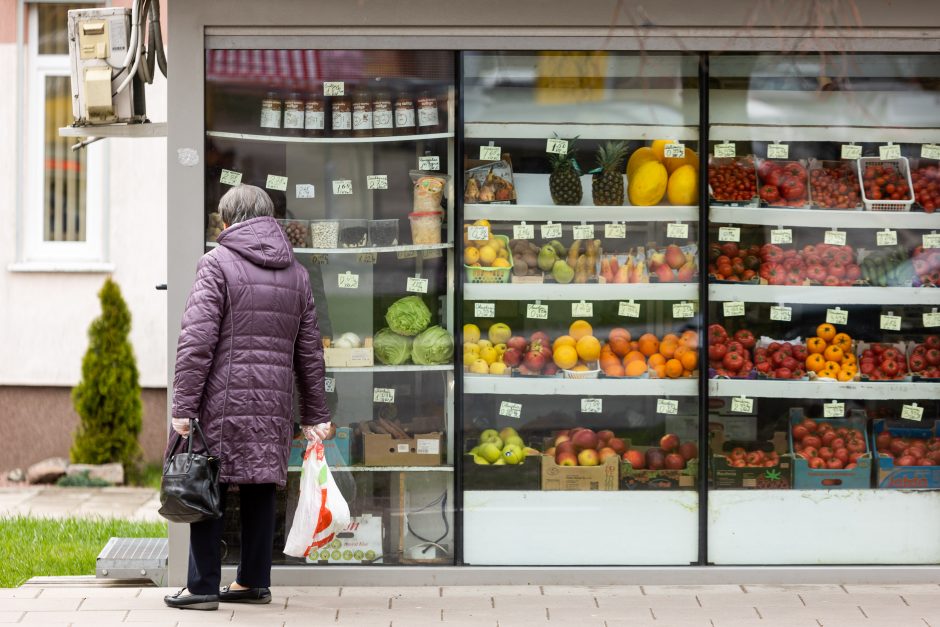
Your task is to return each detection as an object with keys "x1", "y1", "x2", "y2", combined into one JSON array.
[{"x1": 259, "y1": 86, "x2": 442, "y2": 138}]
